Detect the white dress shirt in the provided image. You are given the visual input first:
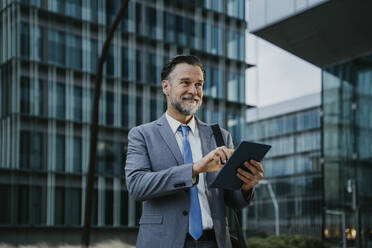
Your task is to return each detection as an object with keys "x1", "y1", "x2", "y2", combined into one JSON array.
[{"x1": 165, "y1": 112, "x2": 213, "y2": 230}]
